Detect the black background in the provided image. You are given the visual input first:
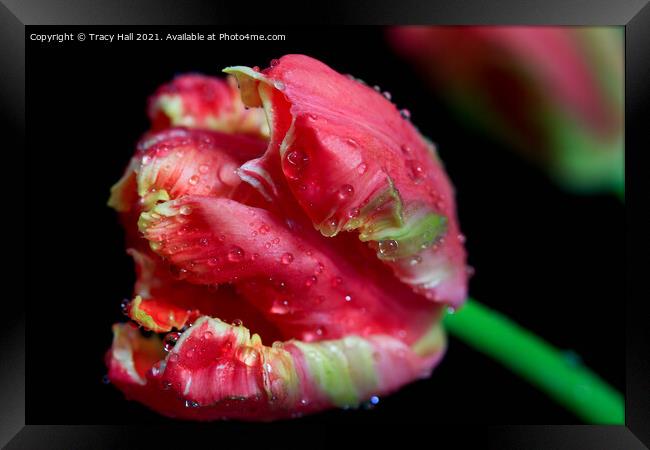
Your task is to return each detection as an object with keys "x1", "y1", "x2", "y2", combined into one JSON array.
[{"x1": 26, "y1": 26, "x2": 624, "y2": 424}]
